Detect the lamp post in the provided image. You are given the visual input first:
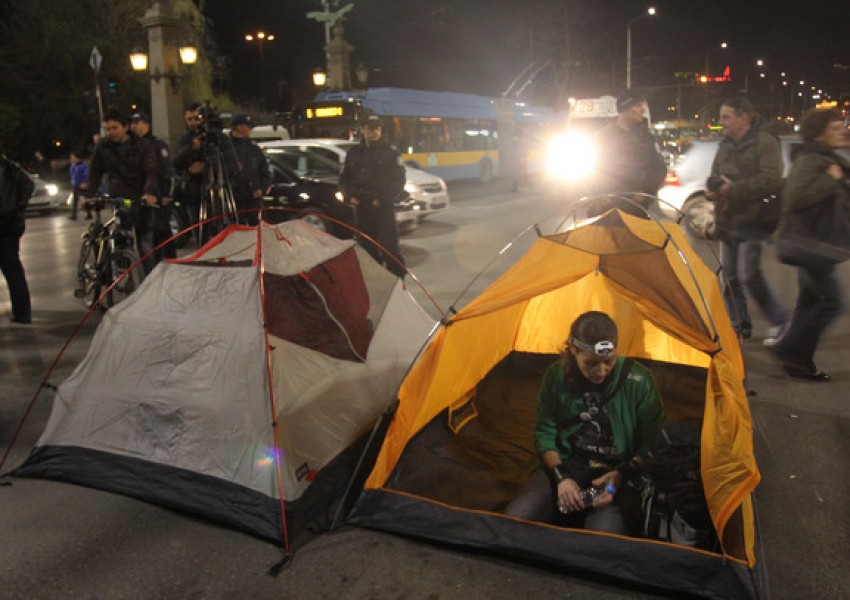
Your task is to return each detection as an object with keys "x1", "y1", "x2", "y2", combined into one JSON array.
[
  {"x1": 132, "y1": 1, "x2": 197, "y2": 146},
  {"x1": 245, "y1": 31, "x2": 275, "y2": 106},
  {"x1": 626, "y1": 6, "x2": 656, "y2": 89}
]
